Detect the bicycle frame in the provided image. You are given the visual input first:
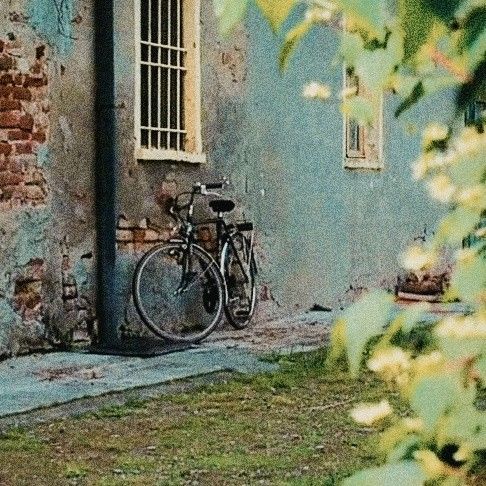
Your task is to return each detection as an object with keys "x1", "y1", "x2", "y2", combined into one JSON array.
[{"x1": 169, "y1": 185, "x2": 254, "y2": 291}]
